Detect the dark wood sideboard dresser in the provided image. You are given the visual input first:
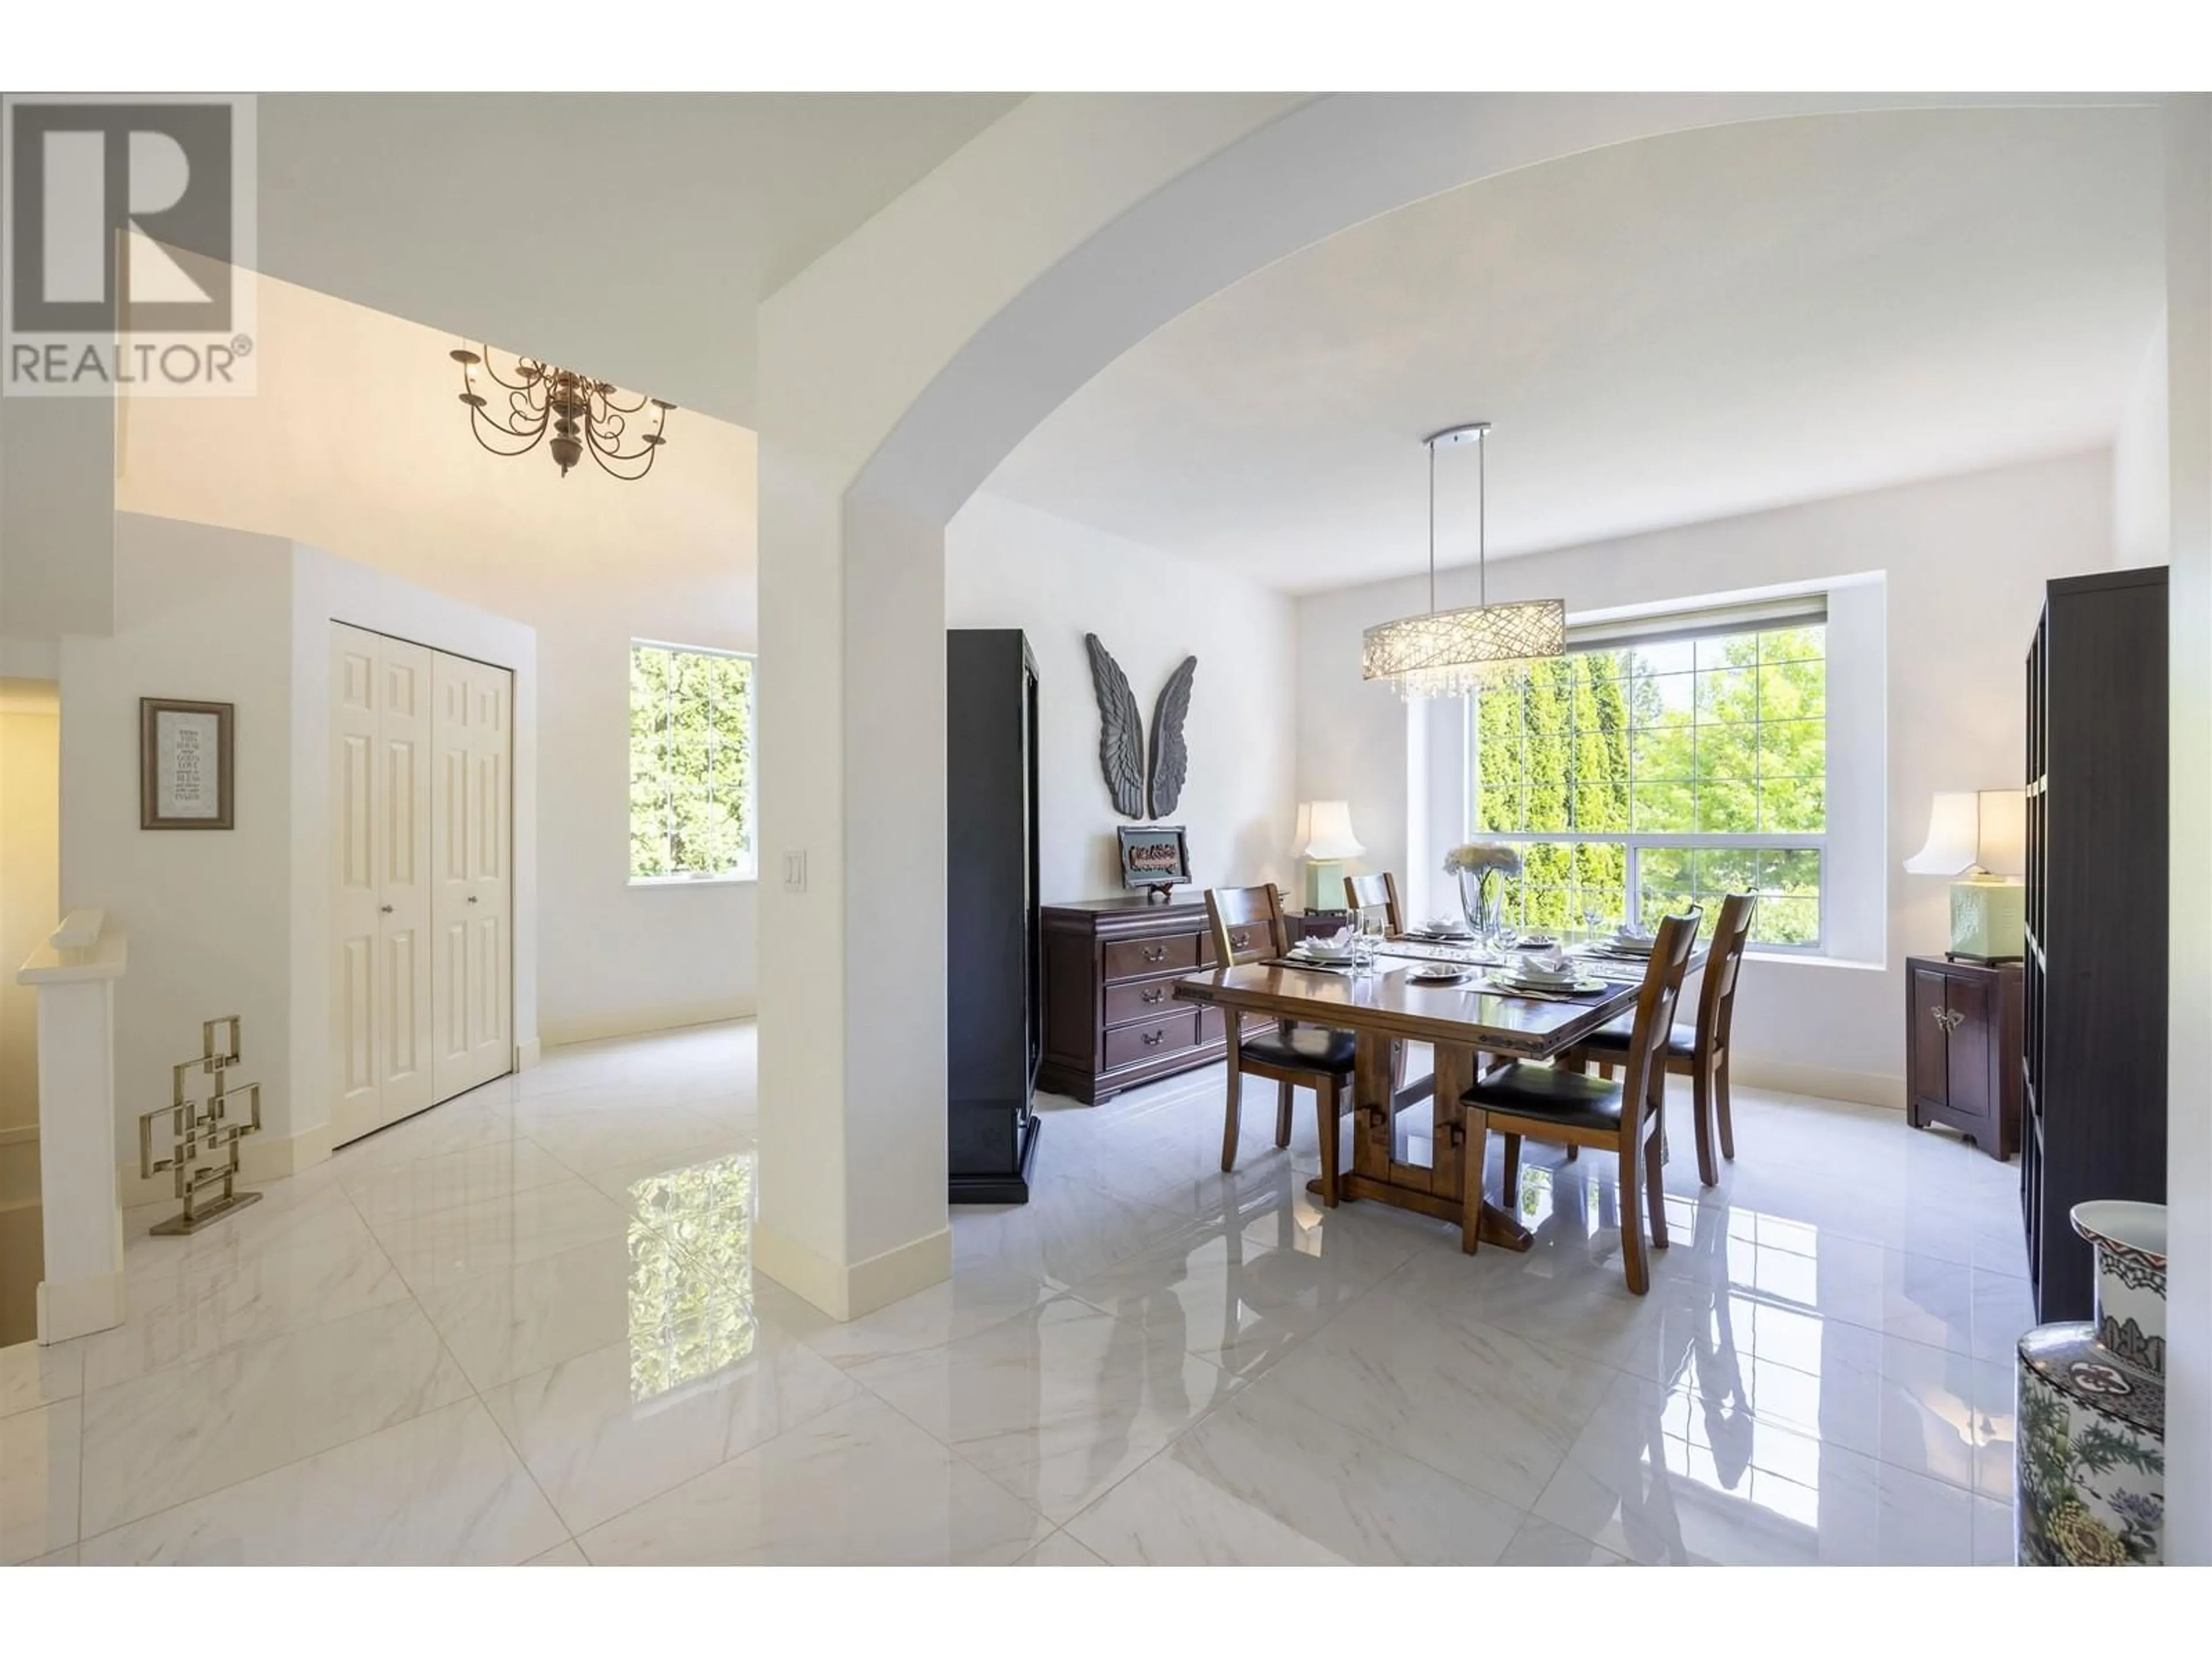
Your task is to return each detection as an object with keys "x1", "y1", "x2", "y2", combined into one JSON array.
[{"x1": 1039, "y1": 896, "x2": 1268, "y2": 1104}]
